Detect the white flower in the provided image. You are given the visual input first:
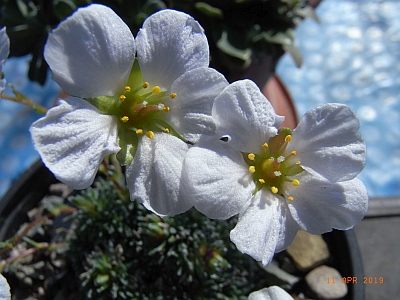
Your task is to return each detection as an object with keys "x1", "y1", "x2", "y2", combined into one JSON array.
[
  {"x1": 248, "y1": 286, "x2": 293, "y2": 300},
  {"x1": 30, "y1": 4, "x2": 228, "y2": 216},
  {"x1": 182, "y1": 80, "x2": 368, "y2": 265},
  {"x1": 0, "y1": 273, "x2": 11, "y2": 300},
  {"x1": 0, "y1": 27, "x2": 10, "y2": 94}
]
